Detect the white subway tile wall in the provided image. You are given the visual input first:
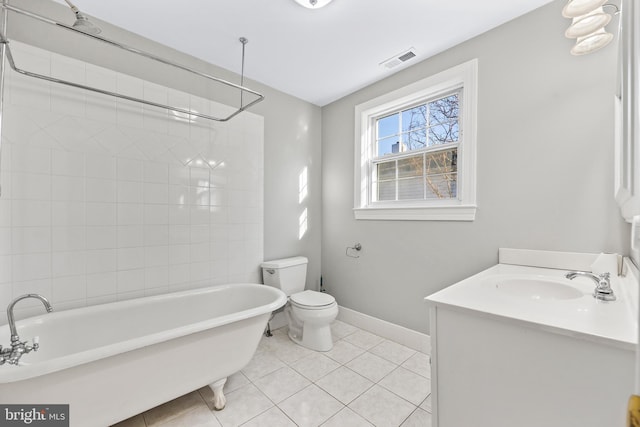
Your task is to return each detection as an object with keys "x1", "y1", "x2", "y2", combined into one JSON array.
[{"x1": 0, "y1": 41, "x2": 264, "y2": 322}]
